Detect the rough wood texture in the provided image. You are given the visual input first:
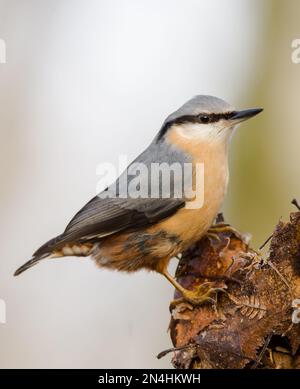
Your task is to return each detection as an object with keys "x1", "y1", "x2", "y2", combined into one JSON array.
[{"x1": 165, "y1": 211, "x2": 300, "y2": 369}]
